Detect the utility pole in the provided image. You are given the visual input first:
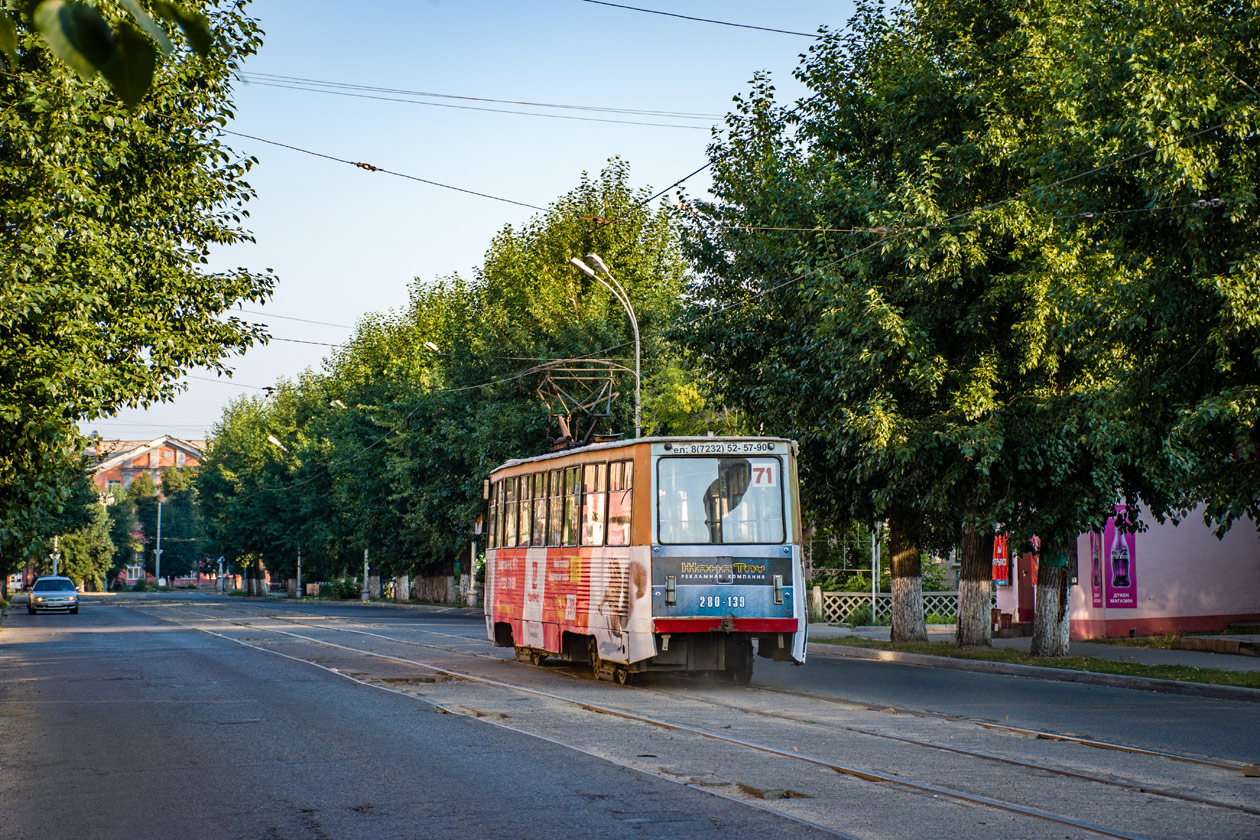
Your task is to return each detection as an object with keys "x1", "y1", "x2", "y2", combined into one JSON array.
[
  {"x1": 52, "y1": 535, "x2": 60, "y2": 576},
  {"x1": 296, "y1": 548, "x2": 302, "y2": 599},
  {"x1": 361, "y1": 547, "x2": 369, "y2": 601},
  {"x1": 155, "y1": 501, "x2": 163, "y2": 586}
]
